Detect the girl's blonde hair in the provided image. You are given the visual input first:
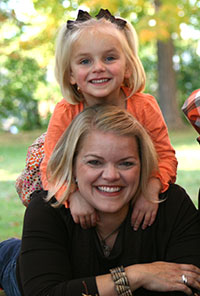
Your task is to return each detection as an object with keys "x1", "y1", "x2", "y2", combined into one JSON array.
[
  {"x1": 47, "y1": 104, "x2": 157, "y2": 206},
  {"x1": 55, "y1": 13, "x2": 146, "y2": 104}
]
